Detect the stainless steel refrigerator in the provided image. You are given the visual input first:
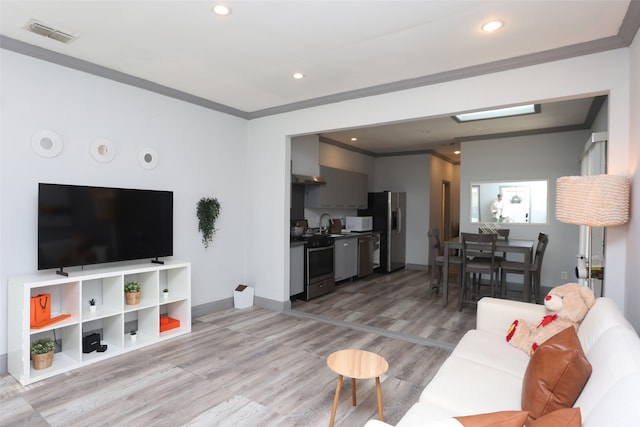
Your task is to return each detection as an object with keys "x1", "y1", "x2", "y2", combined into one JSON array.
[{"x1": 358, "y1": 191, "x2": 406, "y2": 273}]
